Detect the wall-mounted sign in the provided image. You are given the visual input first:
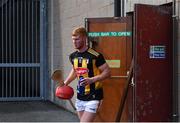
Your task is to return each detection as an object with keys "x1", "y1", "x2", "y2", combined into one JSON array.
[
  {"x1": 106, "y1": 60, "x2": 120, "y2": 68},
  {"x1": 88, "y1": 32, "x2": 131, "y2": 37},
  {"x1": 149, "y1": 45, "x2": 166, "y2": 59}
]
